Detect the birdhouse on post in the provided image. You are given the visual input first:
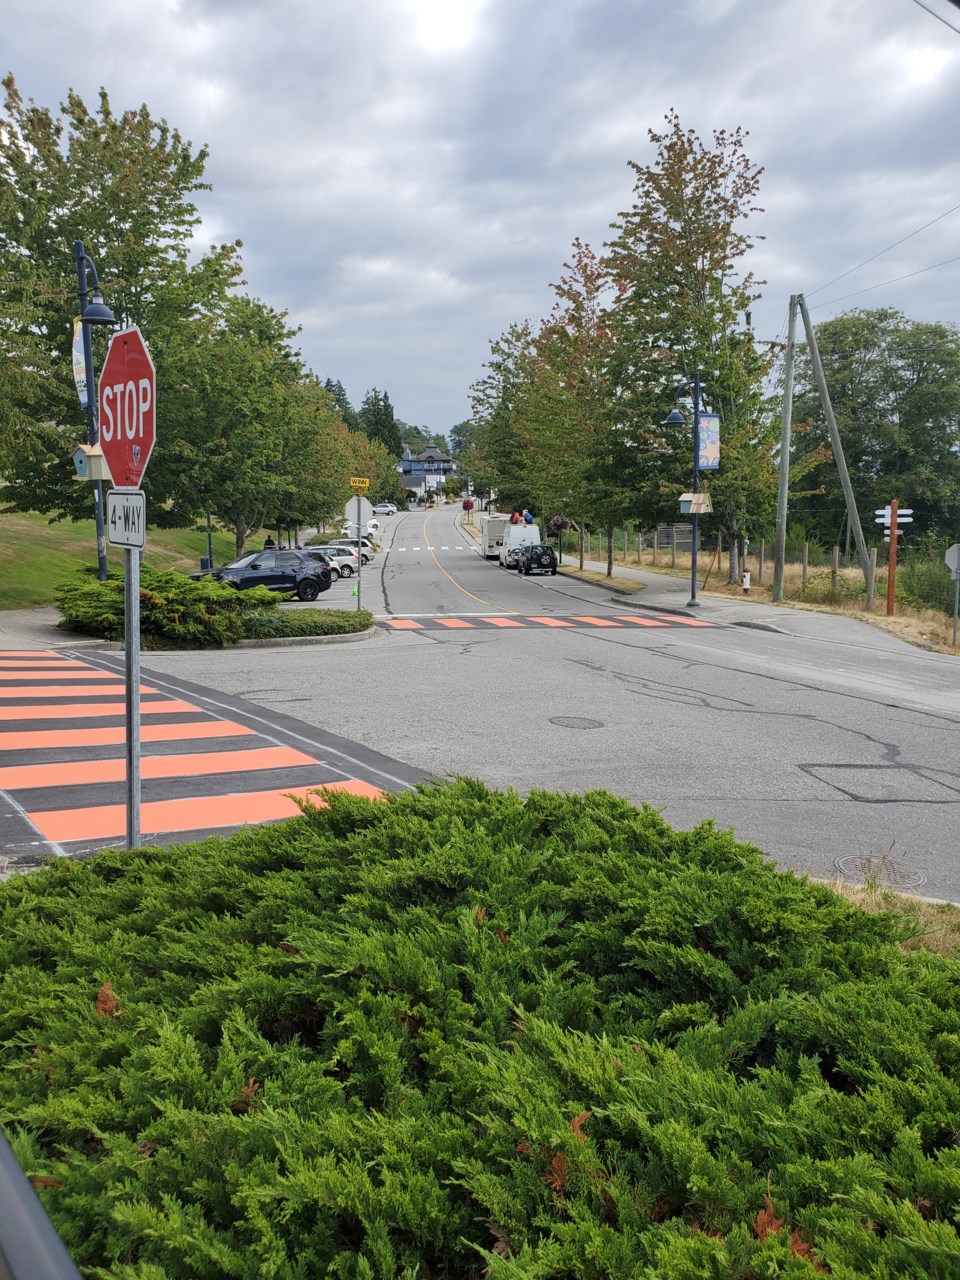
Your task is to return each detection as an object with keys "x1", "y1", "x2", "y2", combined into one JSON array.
[{"x1": 72, "y1": 442, "x2": 111, "y2": 482}]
